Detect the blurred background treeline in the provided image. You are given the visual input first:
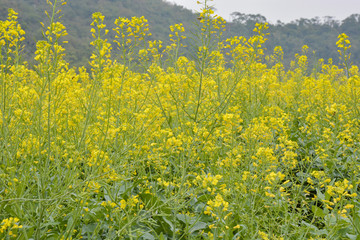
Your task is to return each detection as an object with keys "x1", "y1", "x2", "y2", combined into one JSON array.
[{"x1": 1, "y1": 0, "x2": 360, "y2": 68}]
